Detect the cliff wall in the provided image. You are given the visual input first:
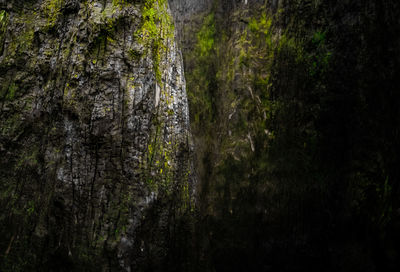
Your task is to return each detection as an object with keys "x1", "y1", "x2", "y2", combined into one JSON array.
[{"x1": 0, "y1": 0, "x2": 193, "y2": 271}]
